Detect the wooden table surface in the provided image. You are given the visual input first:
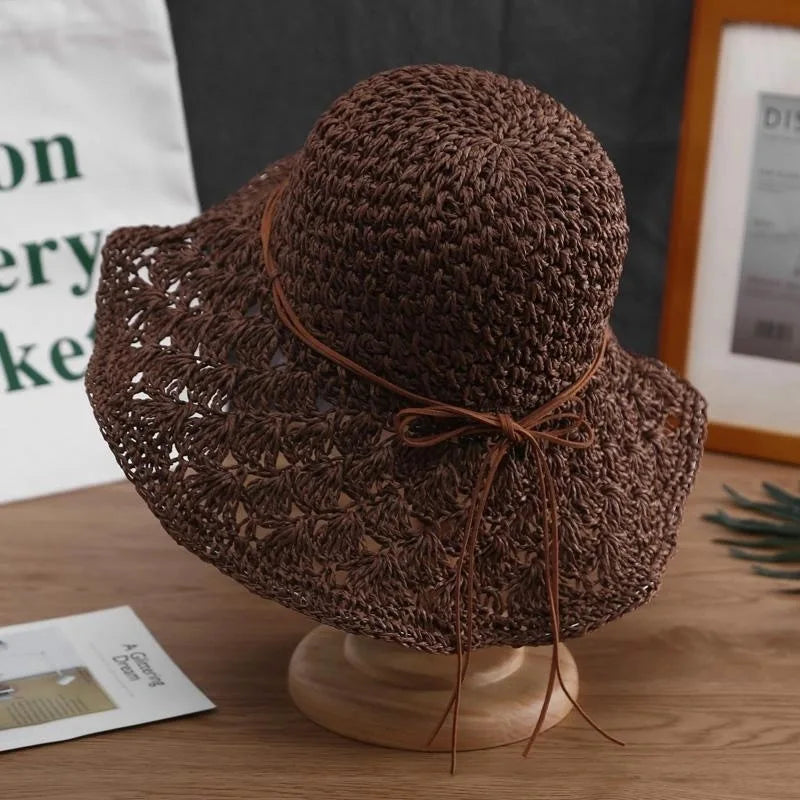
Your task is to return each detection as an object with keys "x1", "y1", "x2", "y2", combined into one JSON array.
[{"x1": 2, "y1": 452, "x2": 799, "y2": 799}]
